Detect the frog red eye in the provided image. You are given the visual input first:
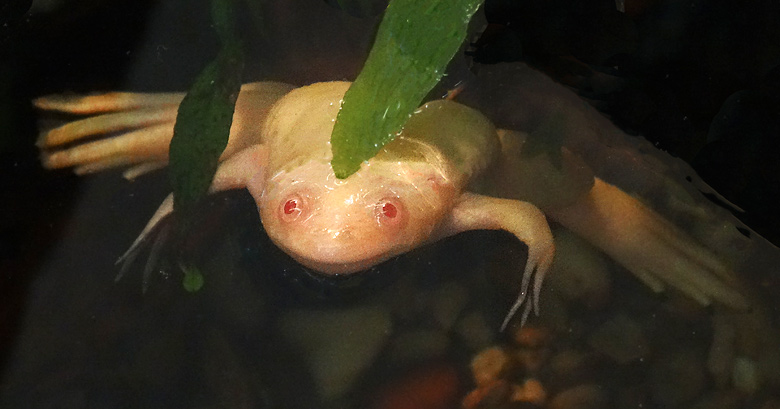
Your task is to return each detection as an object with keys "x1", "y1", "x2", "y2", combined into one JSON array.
[
  {"x1": 283, "y1": 199, "x2": 298, "y2": 215},
  {"x1": 279, "y1": 195, "x2": 305, "y2": 221},
  {"x1": 375, "y1": 198, "x2": 405, "y2": 228},
  {"x1": 381, "y1": 202, "x2": 397, "y2": 218}
]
